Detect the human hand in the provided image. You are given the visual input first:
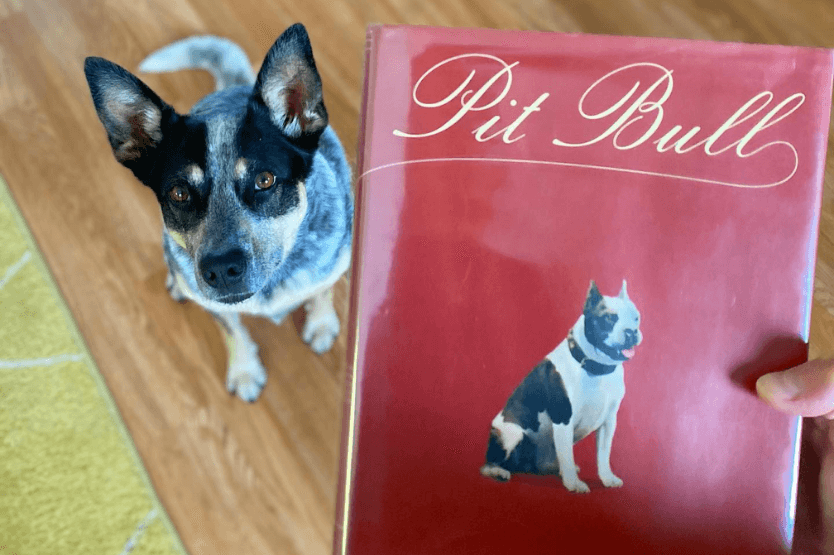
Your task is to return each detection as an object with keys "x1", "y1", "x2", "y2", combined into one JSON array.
[{"x1": 758, "y1": 360, "x2": 834, "y2": 554}]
